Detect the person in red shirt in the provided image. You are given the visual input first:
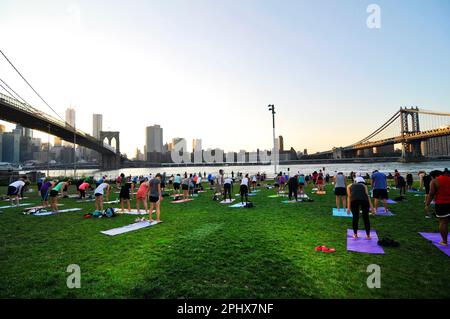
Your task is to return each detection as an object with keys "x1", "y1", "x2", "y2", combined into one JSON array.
[{"x1": 426, "y1": 169, "x2": 450, "y2": 246}]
